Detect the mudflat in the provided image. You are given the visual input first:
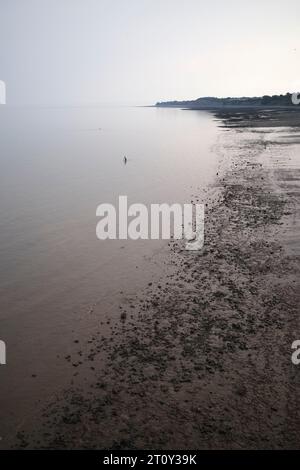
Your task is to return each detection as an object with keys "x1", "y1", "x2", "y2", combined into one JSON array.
[{"x1": 15, "y1": 109, "x2": 300, "y2": 449}]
